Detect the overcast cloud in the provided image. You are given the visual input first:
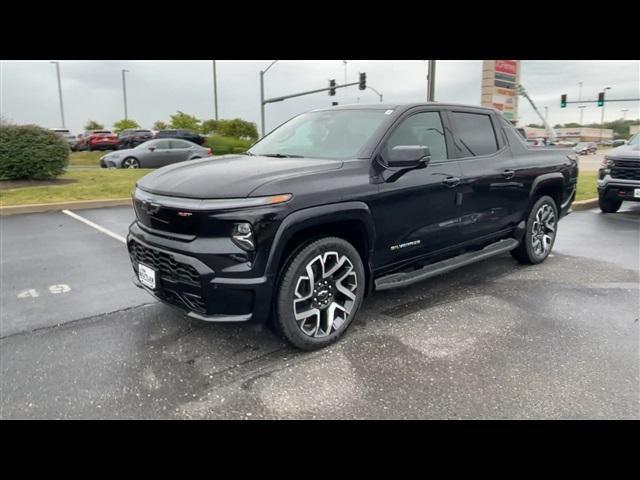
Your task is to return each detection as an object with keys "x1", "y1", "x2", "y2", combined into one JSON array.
[{"x1": 1, "y1": 60, "x2": 638, "y2": 135}]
